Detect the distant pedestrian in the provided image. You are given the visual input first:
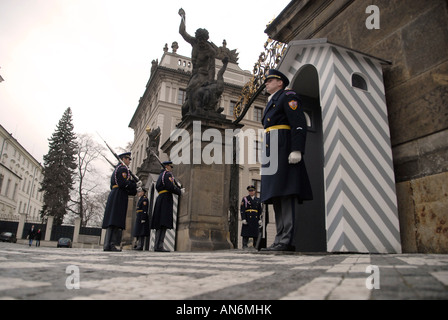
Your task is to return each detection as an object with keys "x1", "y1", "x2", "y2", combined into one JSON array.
[
  {"x1": 28, "y1": 225, "x2": 36, "y2": 247},
  {"x1": 35, "y1": 229, "x2": 42, "y2": 247}
]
